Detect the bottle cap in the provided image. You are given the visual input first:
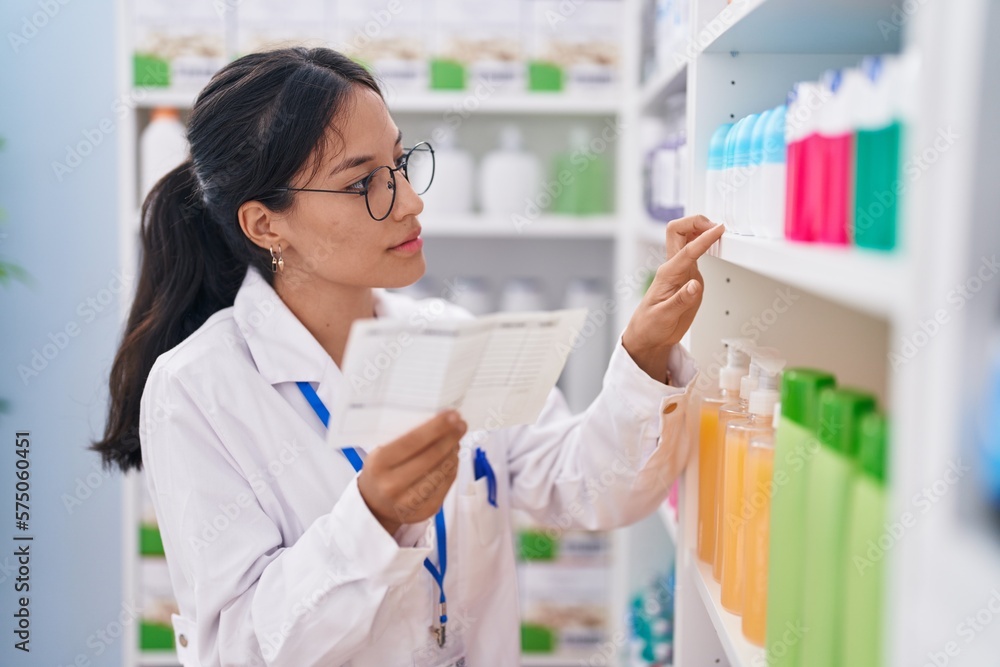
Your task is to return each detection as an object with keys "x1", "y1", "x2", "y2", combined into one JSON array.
[
  {"x1": 748, "y1": 350, "x2": 785, "y2": 416},
  {"x1": 733, "y1": 113, "x2": 759, "y2": 168},
  {"x1": 858, "y1": 412, "x2": 889, "y2": 483},
  {"x1": 724, "y1": 117, "x2": 743, "y2": 170},
  {"x1": 719, "y1": 338, "x2": 753, "y2": 392},
  {"x1": 750, "y1": 109, "x2": 771, "y2": 166},
  {"x1": 708, "y1": 123, "x2": 734, "y2": 171},
  {"x1": 780, "y1": 368, "x2": 836, "y2": 429},
  {"x1": 151, "y1": 107, "x2": 181, "y2": 122},
  {"x1": 817, "y1": 388, "x2": 878, "y2": 457}
]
